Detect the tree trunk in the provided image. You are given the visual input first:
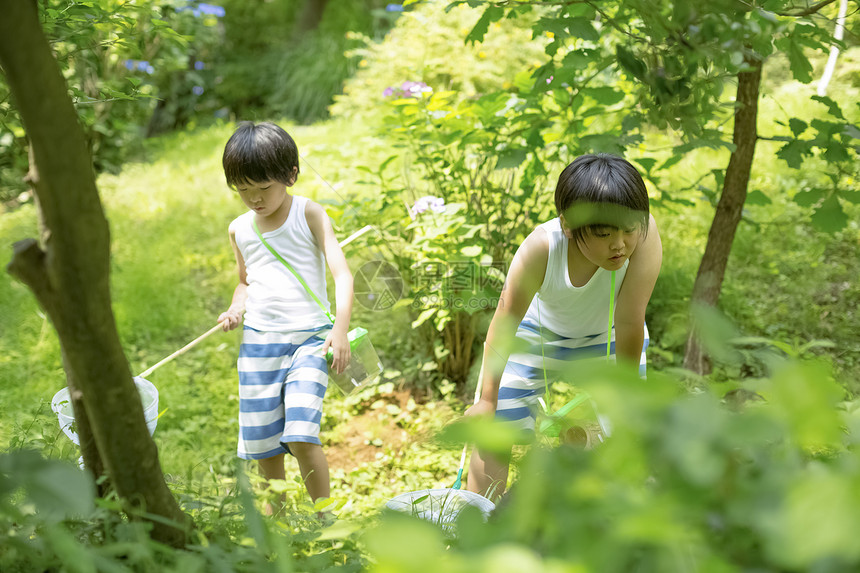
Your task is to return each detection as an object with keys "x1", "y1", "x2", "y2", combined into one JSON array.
[
  {"x1": 292, "y1": 0, "x2": 330, "y2": 40},
  {"x1": 0, "y1": 0, "x2": 188, "y2": 546},
  {"x1": 682, "y1": 56, "x2": 763, "y2": 374}
]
